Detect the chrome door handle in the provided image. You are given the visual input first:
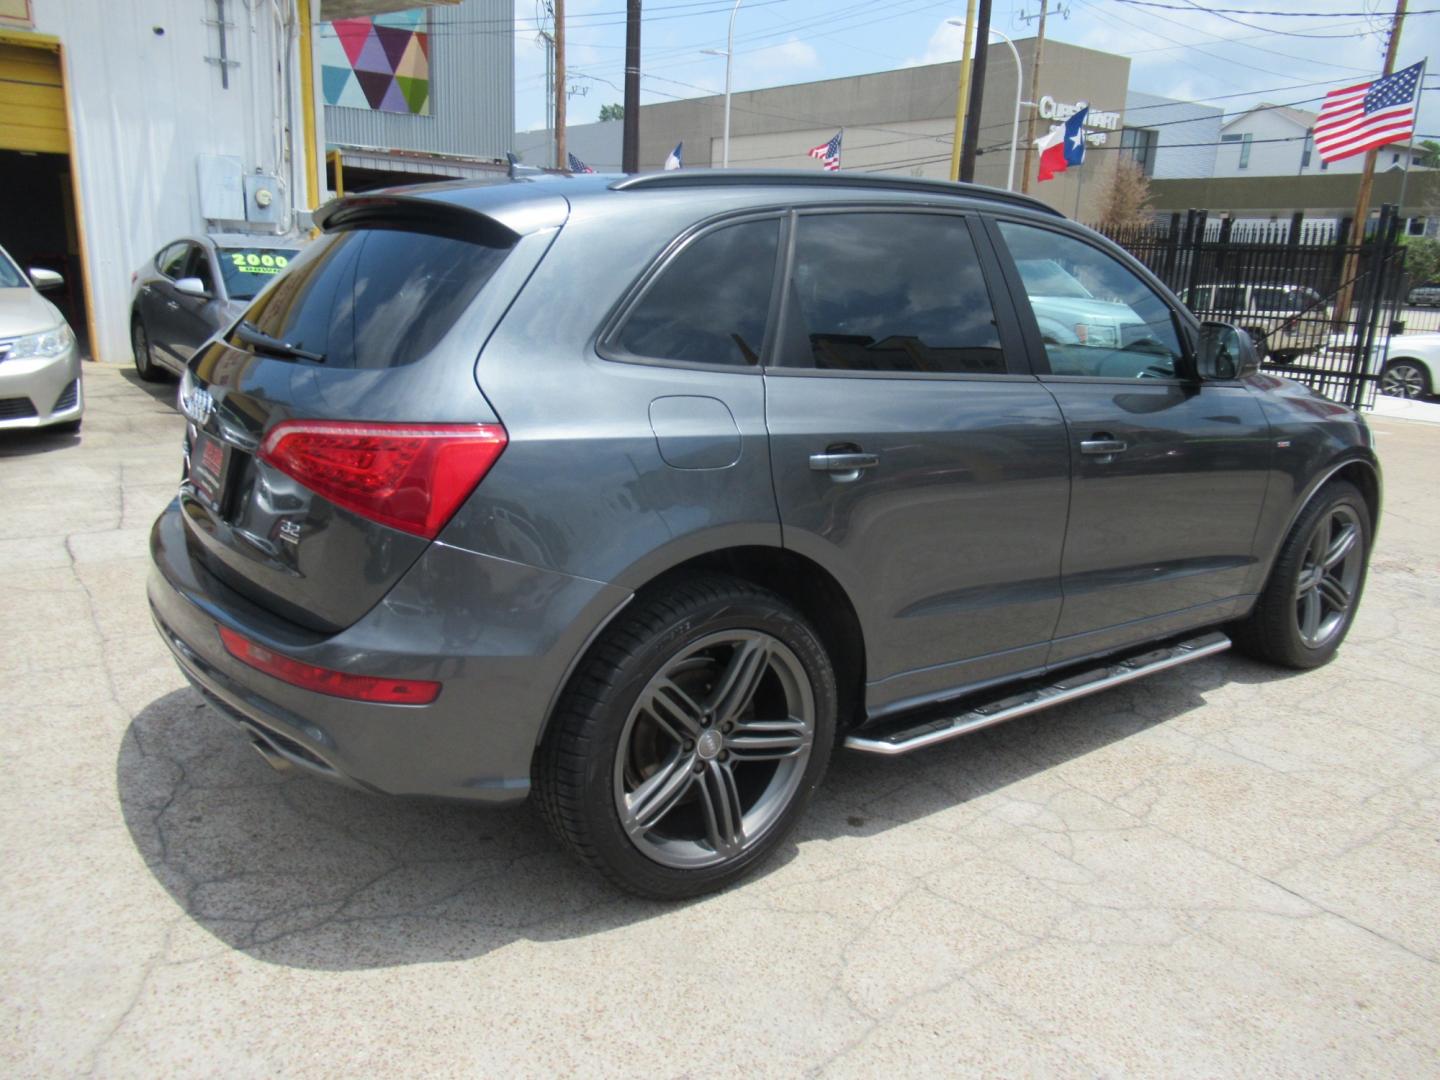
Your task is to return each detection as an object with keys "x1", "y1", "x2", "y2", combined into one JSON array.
[
  {"x1": 810, "y1": 451, "x2": 879, "y2": 472},
  {"x1": 1080, "y1": 438, "x2": 1128, "y2": 455}
]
